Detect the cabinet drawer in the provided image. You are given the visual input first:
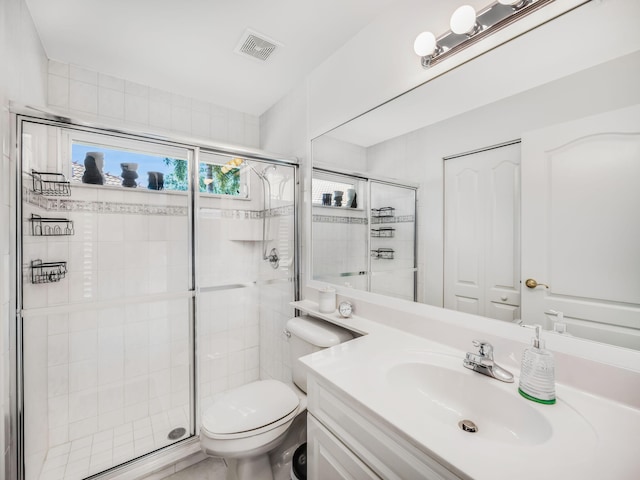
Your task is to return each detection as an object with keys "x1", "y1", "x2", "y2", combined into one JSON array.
[
  {"x1": 308, "y1": 415, "x2": 381, "y2": 480},
  {"x1": 308, "y1": 376, "x2": 462, "y2": 480}
]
